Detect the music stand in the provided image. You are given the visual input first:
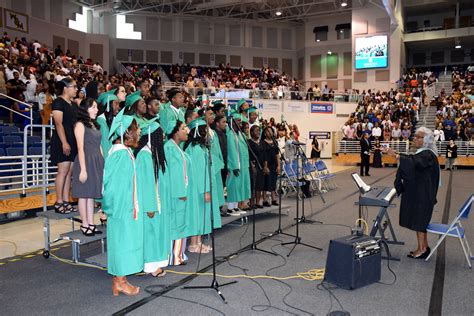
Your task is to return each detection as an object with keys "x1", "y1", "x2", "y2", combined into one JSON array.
[{"x1": 351, "y1": 172, "x2": 370, "y2": 227}]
